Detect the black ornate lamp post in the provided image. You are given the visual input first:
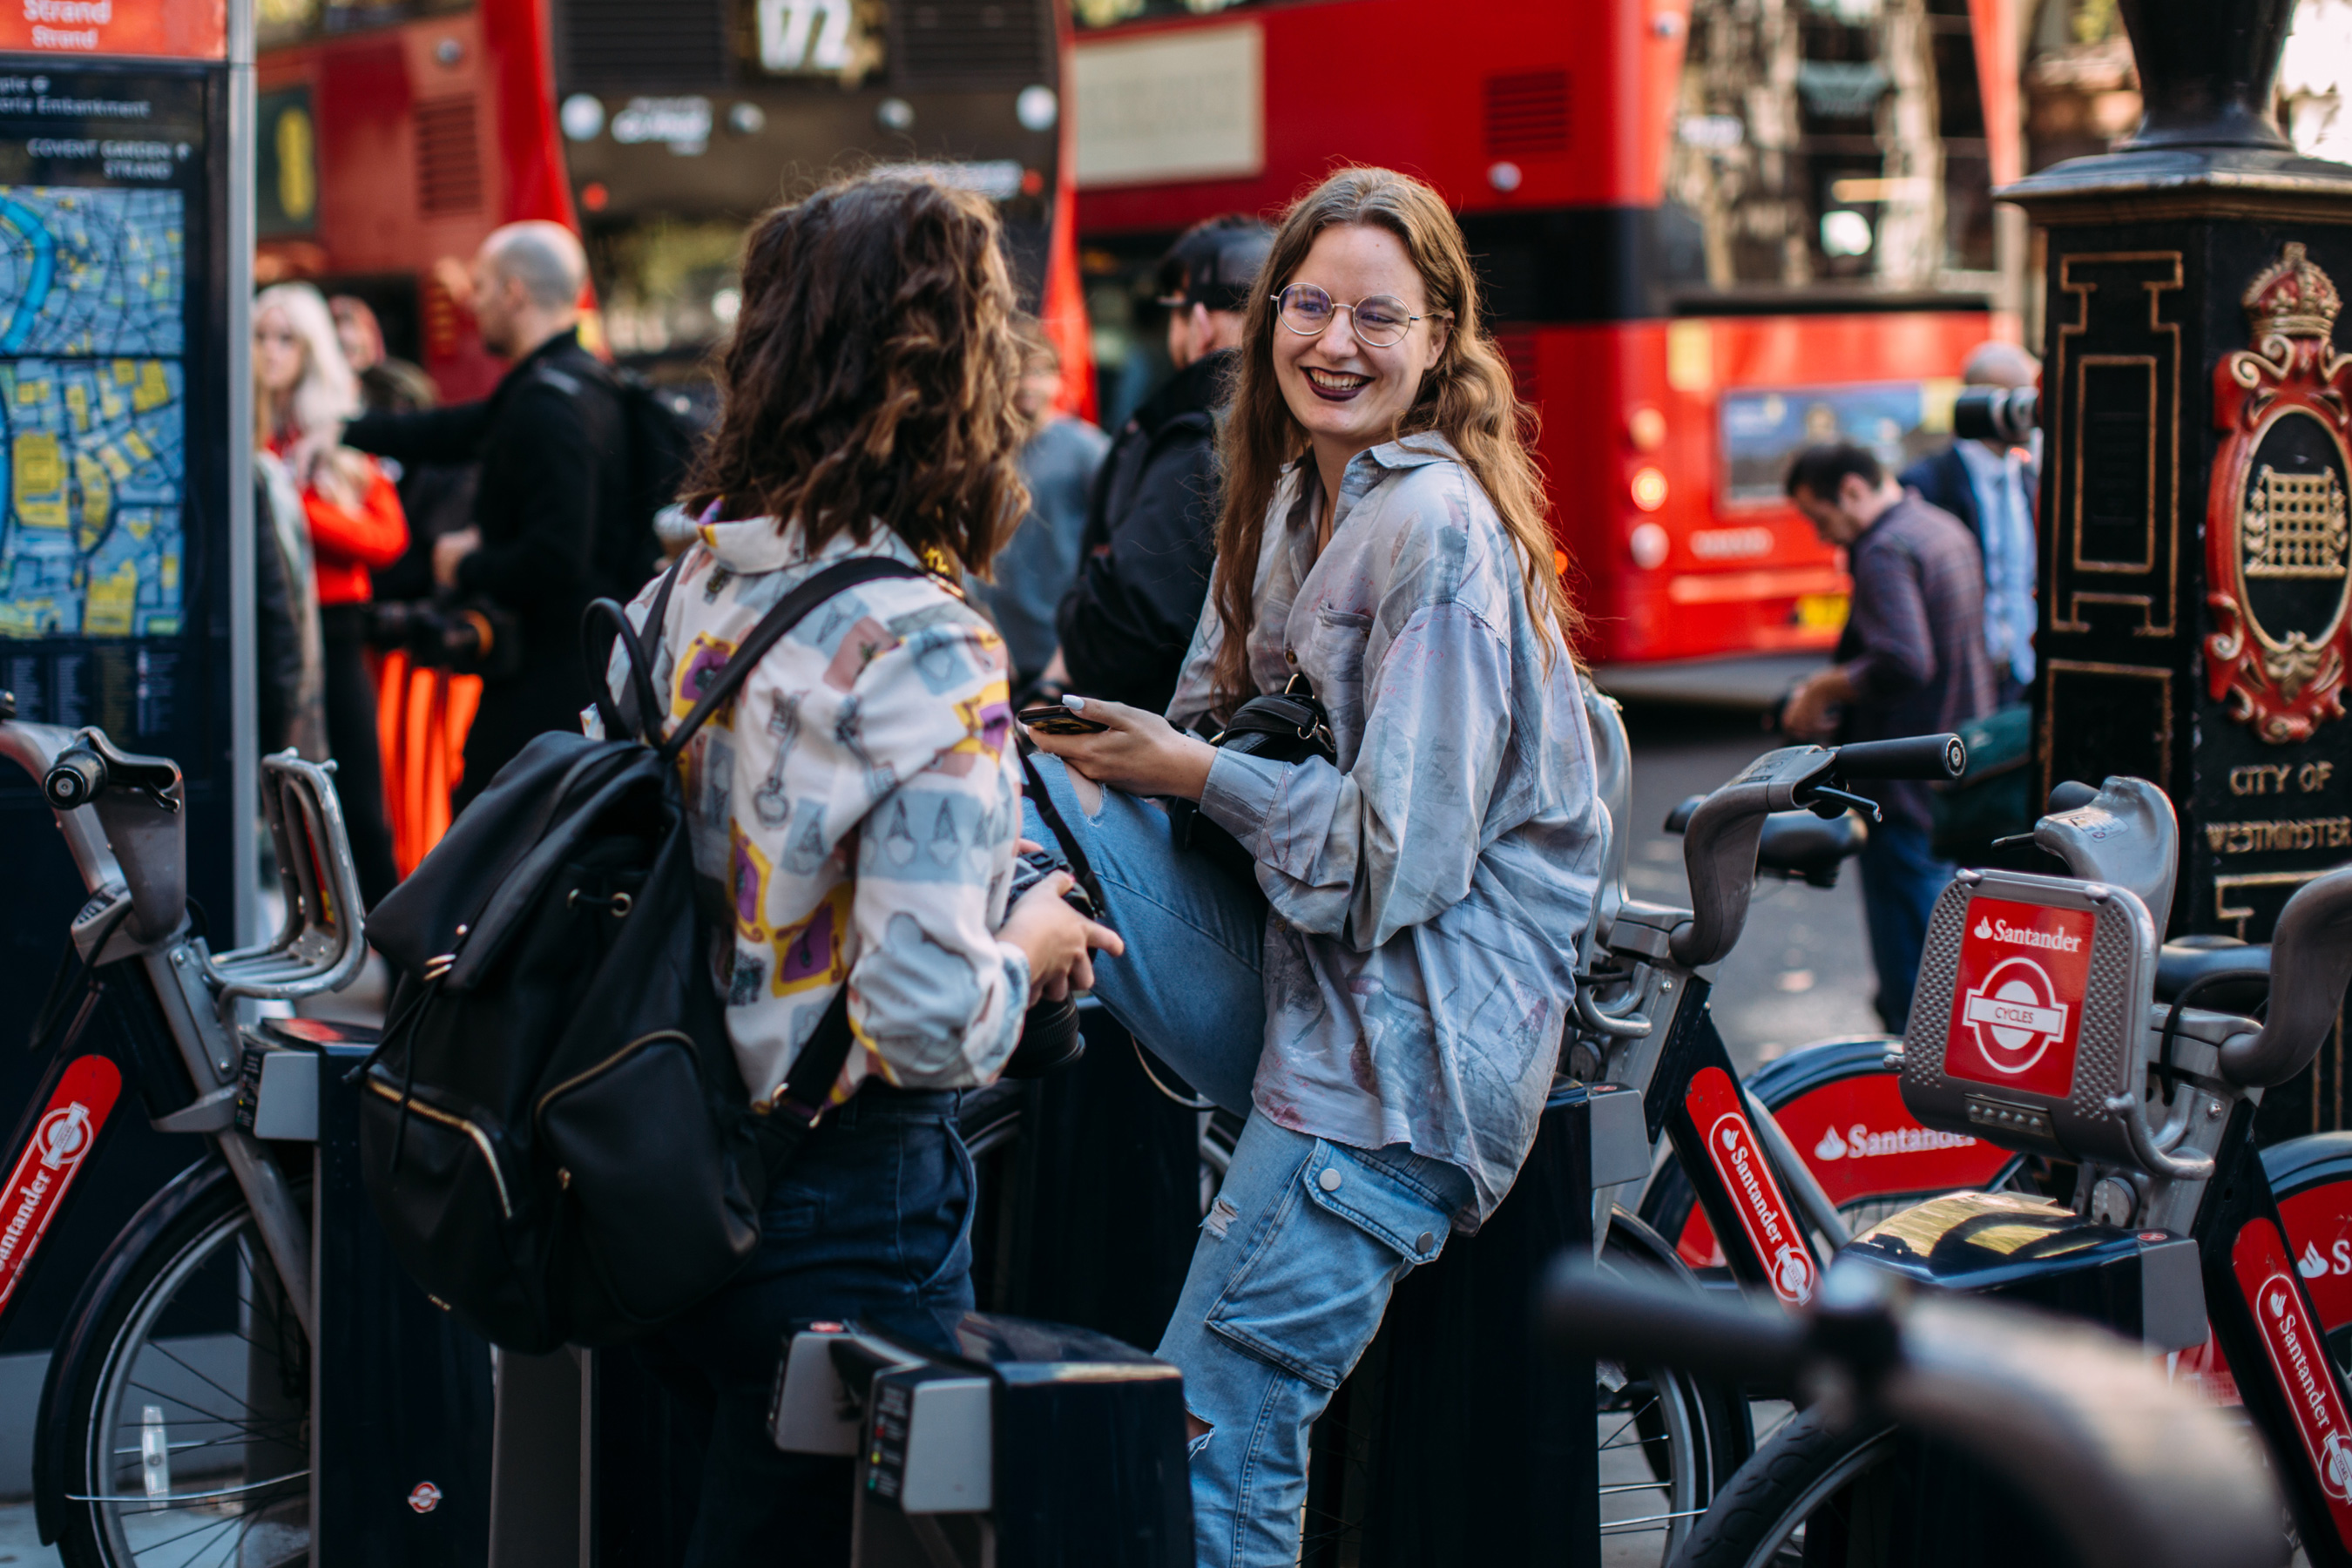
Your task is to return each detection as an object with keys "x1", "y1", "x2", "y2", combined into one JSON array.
[{"x1": 2009, "y1": 0, "x2": 2352, "y2": 1136}]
